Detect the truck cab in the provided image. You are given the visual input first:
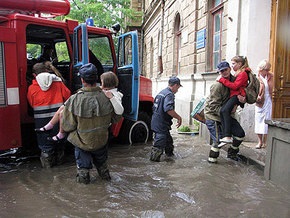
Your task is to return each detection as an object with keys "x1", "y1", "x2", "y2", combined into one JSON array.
[{"x1": 0, "y1": 0, "x2": 153, "y2": 152}]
